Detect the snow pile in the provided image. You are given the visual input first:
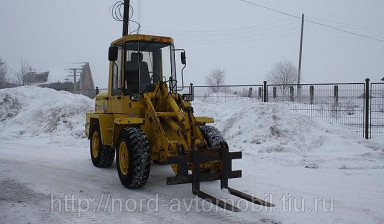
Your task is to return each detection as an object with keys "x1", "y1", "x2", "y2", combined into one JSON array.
[
  {"x1": 0, "y1": 86, "x2": 93, "y2": 144},
  {"x1": 0, "y1": 86, "x2": 382, "y2": 169},
  {"x1": 194, "y1": 100, "x2": 323, "y2": 152},
  {"x1": 193, "y1": 99, "x2": 384, "y2": 169}
]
